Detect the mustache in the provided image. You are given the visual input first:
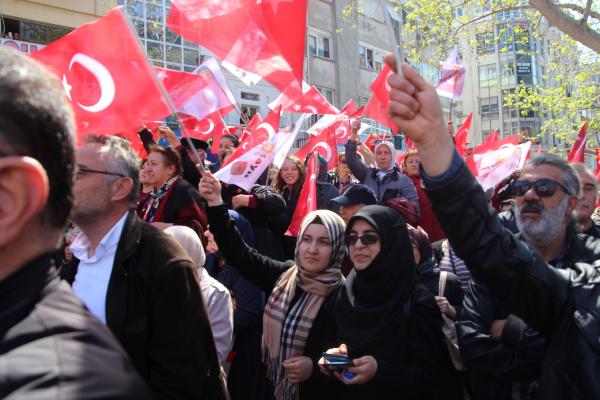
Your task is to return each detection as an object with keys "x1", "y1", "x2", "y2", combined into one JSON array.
[{"x1": 519, "y1": 202, "x2": 544, "y2": 214}]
